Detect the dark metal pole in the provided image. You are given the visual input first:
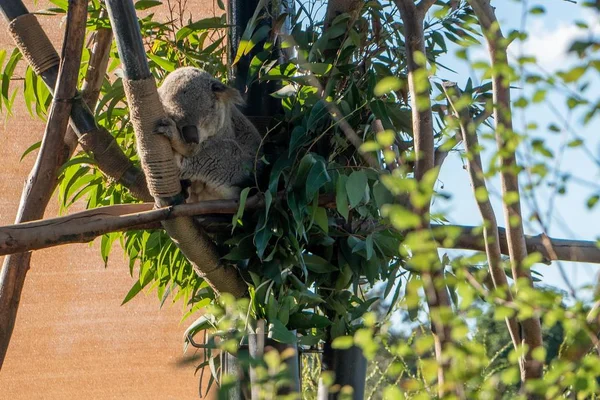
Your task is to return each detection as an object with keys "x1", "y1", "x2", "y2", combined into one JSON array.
[
  {"x1": 228, "y1": 0, "x2": 279, "y2": 120},
  {"x1": 318, "y1": 344, "x2": 367, "y2": 400},
  {"x1": 103, "y1": 0, "x2": 150, "y2": 80},
  {"x1": 0, "y1": 0, "x2": 26, "y2": 21}
]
